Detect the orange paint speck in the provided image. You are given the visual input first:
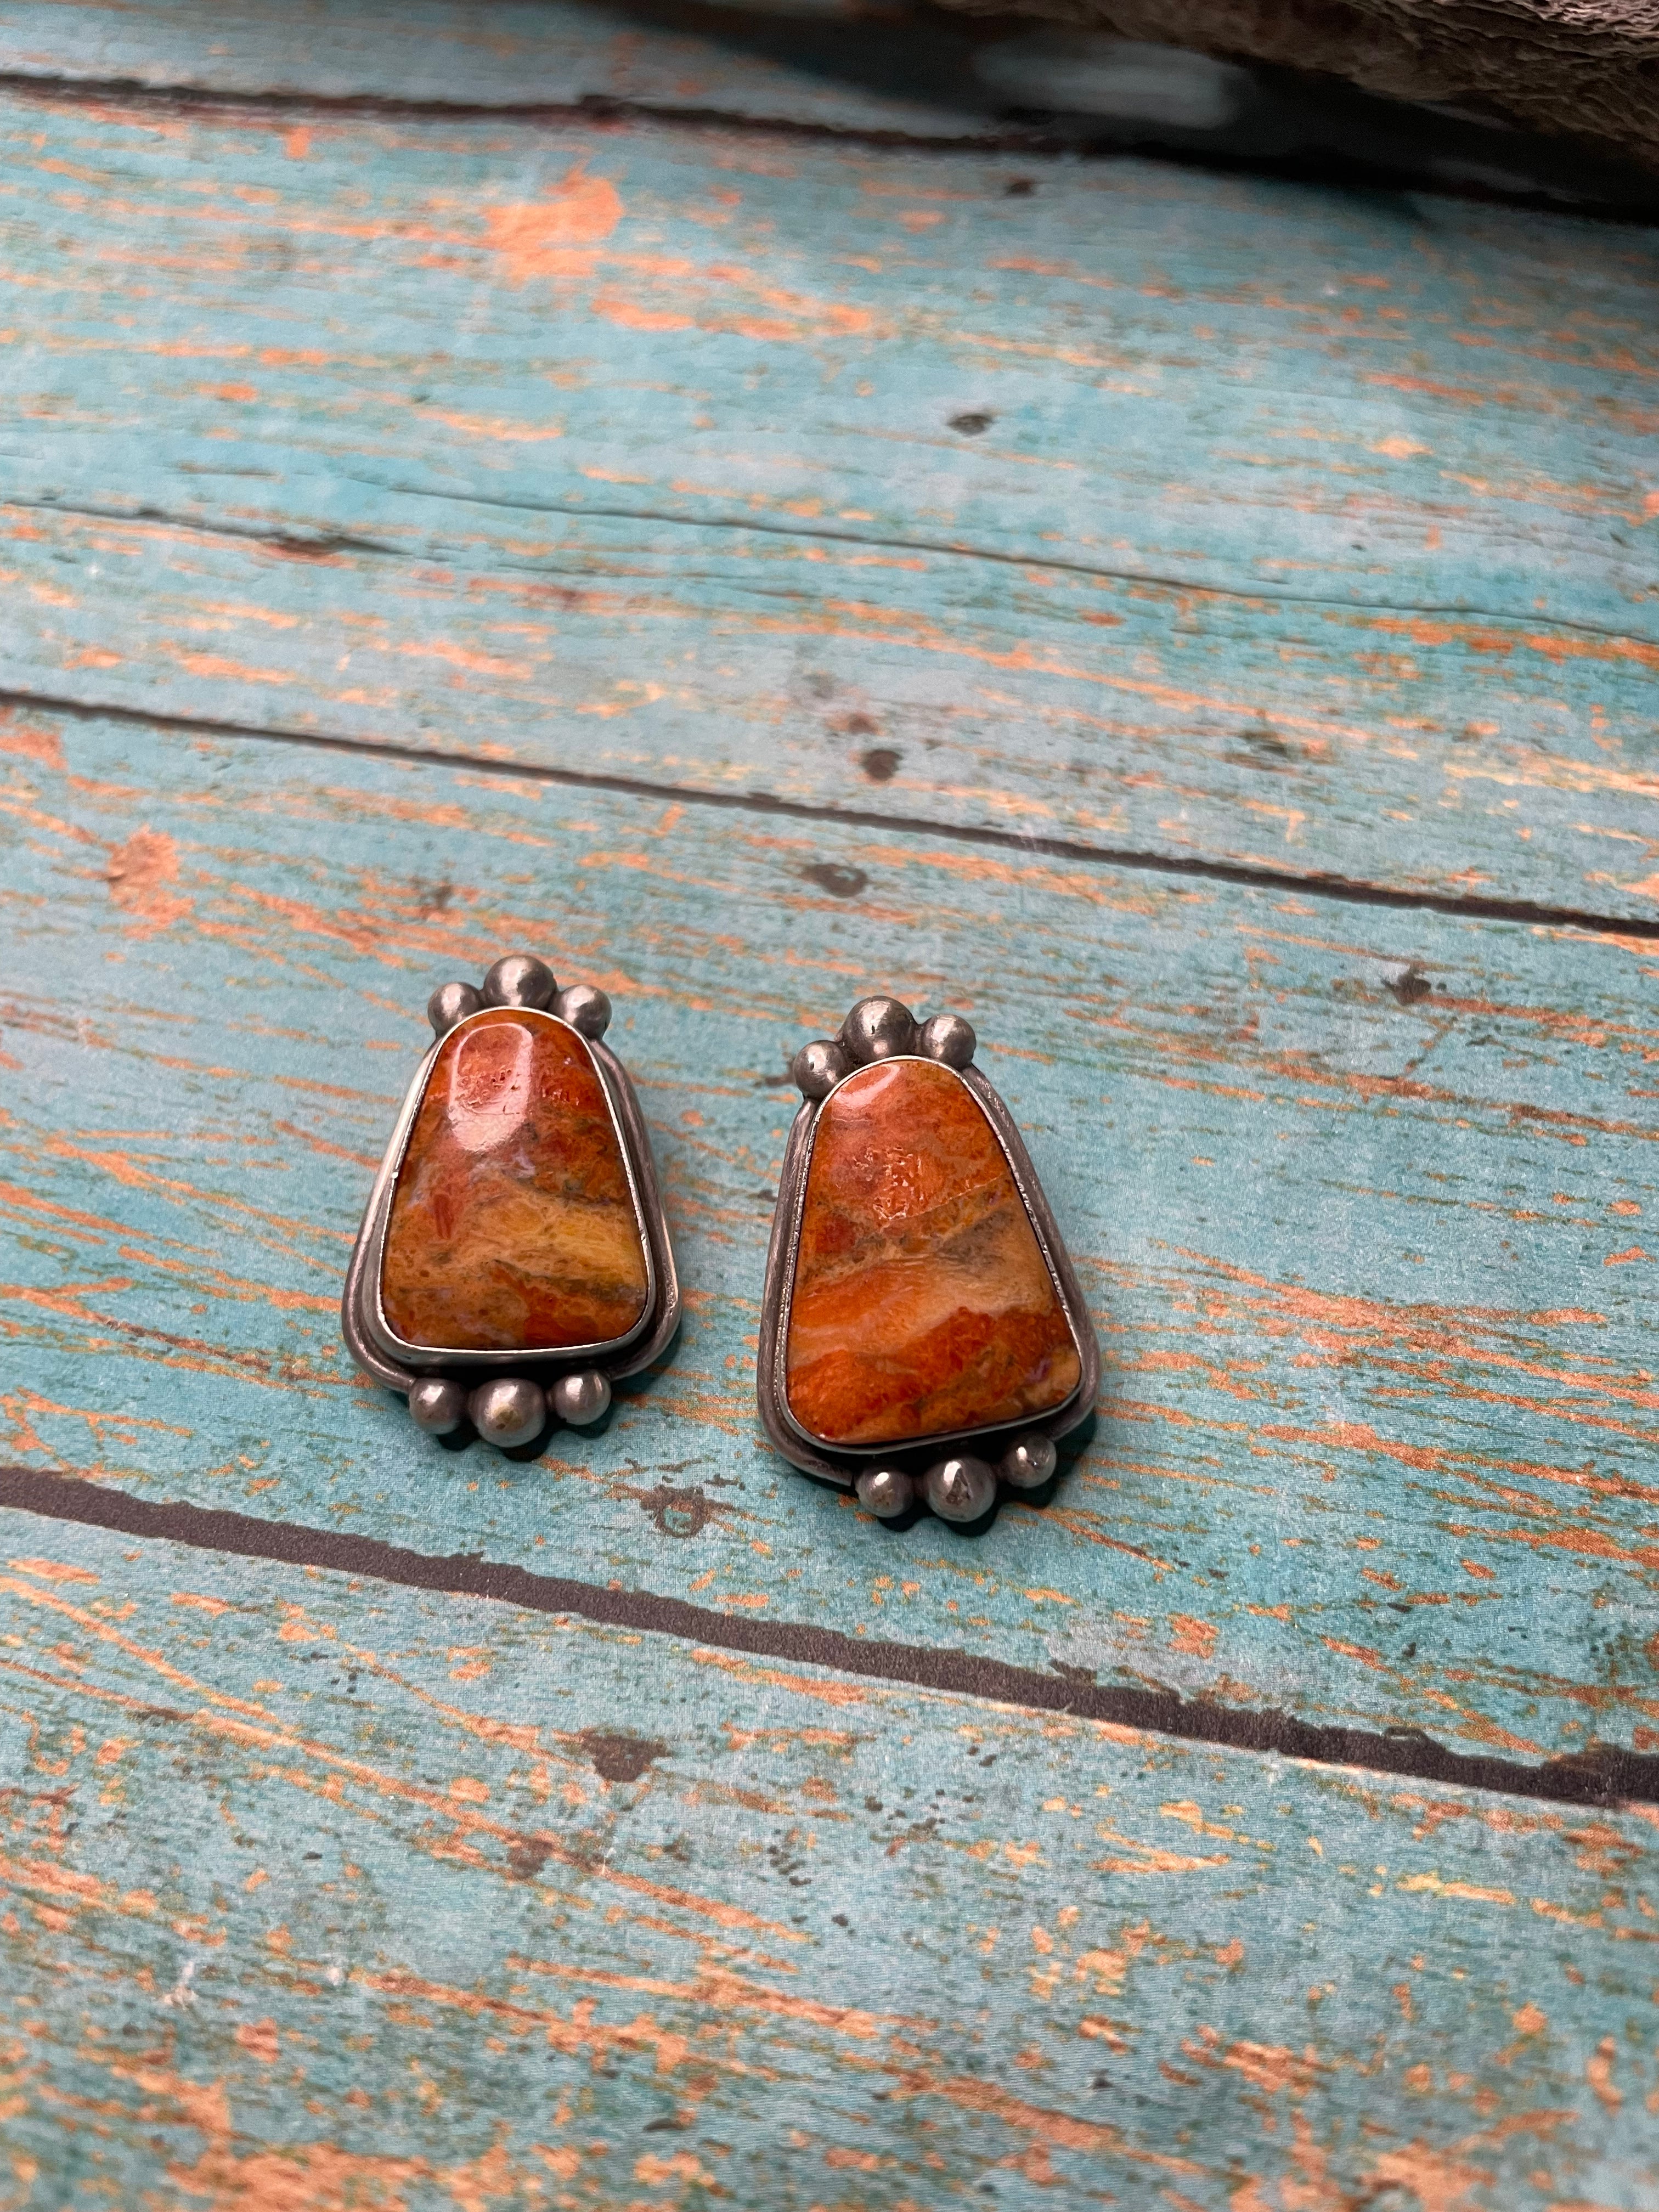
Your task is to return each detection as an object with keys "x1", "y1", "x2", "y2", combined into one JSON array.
[
  {"x1": 0, "y1": 718, "x2": 64, "y2": 769},
  {"x1": 486, "y1": 170, "x2": 623, "y2": 282},
  {"x1": 1588, "y1": 2036, "x2": 1622, "y2": 2111},
  {"x1": 1169, "y1": 1614, "x2": 1217, "y2": 1658},
  {"x1": 591, "y1": 294, "x2": 695, "y2": 334},
  {"x1": 8, "y1": 1557, "x2": 98, "y2": 1584},
  {"x1": 105, "y1": 827, "x2": 189, "y2": 935}
]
